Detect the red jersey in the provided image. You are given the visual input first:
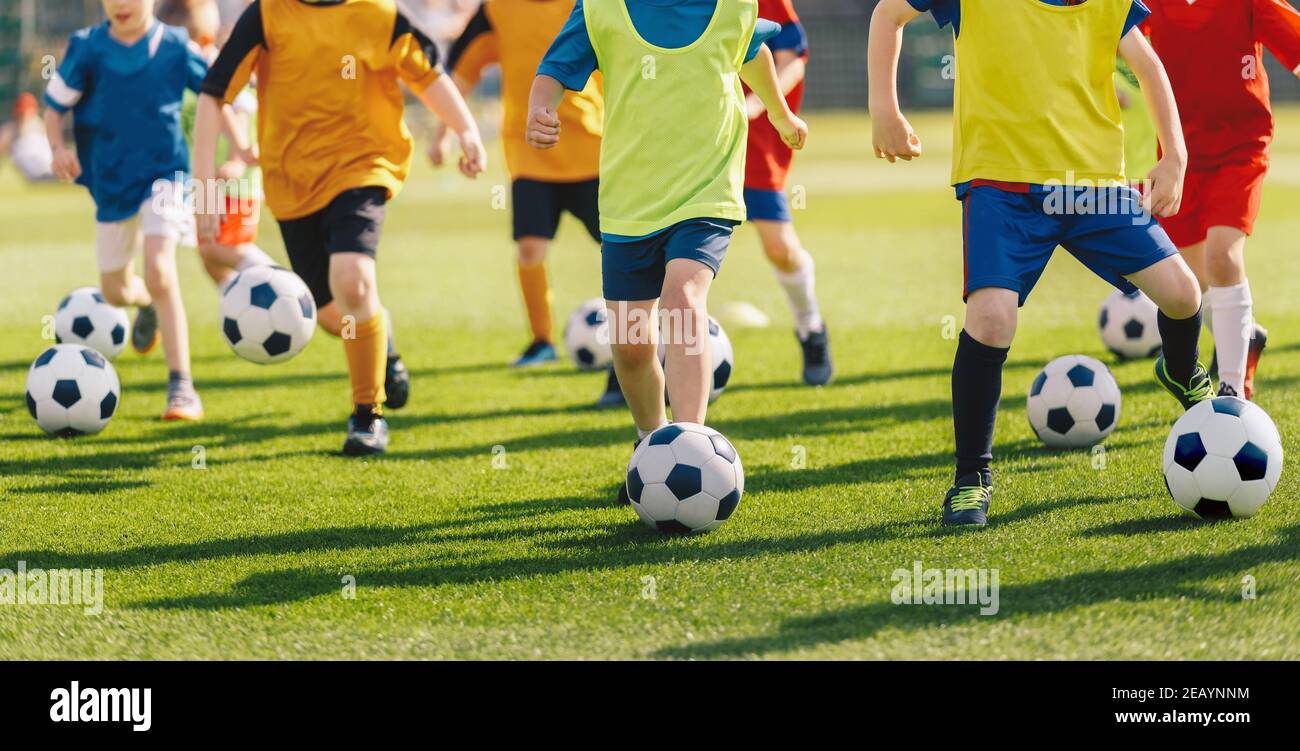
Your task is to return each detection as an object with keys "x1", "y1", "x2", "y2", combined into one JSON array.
[
  {"x1": 1144, "y1": 0, "x2": 1300, "y2": 169},
  {"x1": 744, "y1": 0, "x2": 808, "y2": 191}
]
